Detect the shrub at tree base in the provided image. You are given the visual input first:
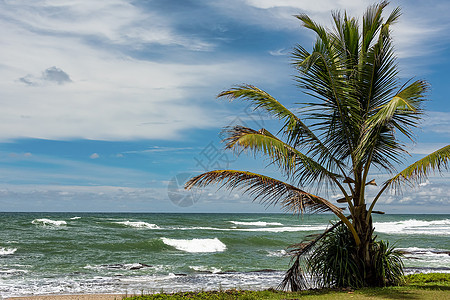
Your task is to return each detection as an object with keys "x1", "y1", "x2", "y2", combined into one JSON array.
[{"x1": 302, "y1": 224, "x2": 404, "y2": 289}]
